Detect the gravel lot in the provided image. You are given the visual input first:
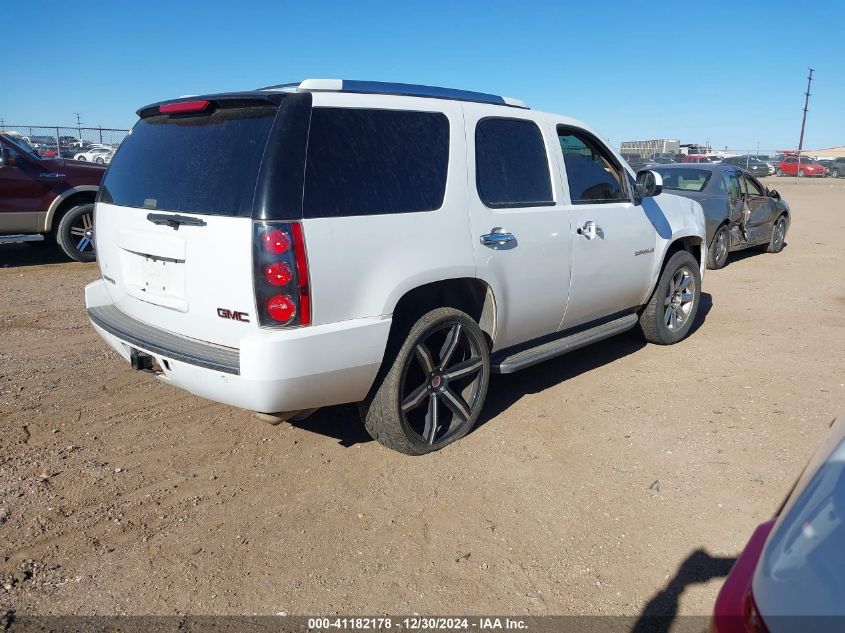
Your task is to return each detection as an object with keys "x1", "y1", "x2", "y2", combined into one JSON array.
[{"x1": 1, "y1": 177, "x2": 843, "y2": 620}]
